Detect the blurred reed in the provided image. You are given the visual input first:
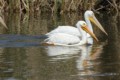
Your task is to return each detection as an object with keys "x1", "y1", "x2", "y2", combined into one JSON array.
[
  {"x1": 0, "y1": 0, "x2": 119, "y2": 14},
  {"x1": 0, "y1": 0, "x2": 119, "y2": 32}
]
